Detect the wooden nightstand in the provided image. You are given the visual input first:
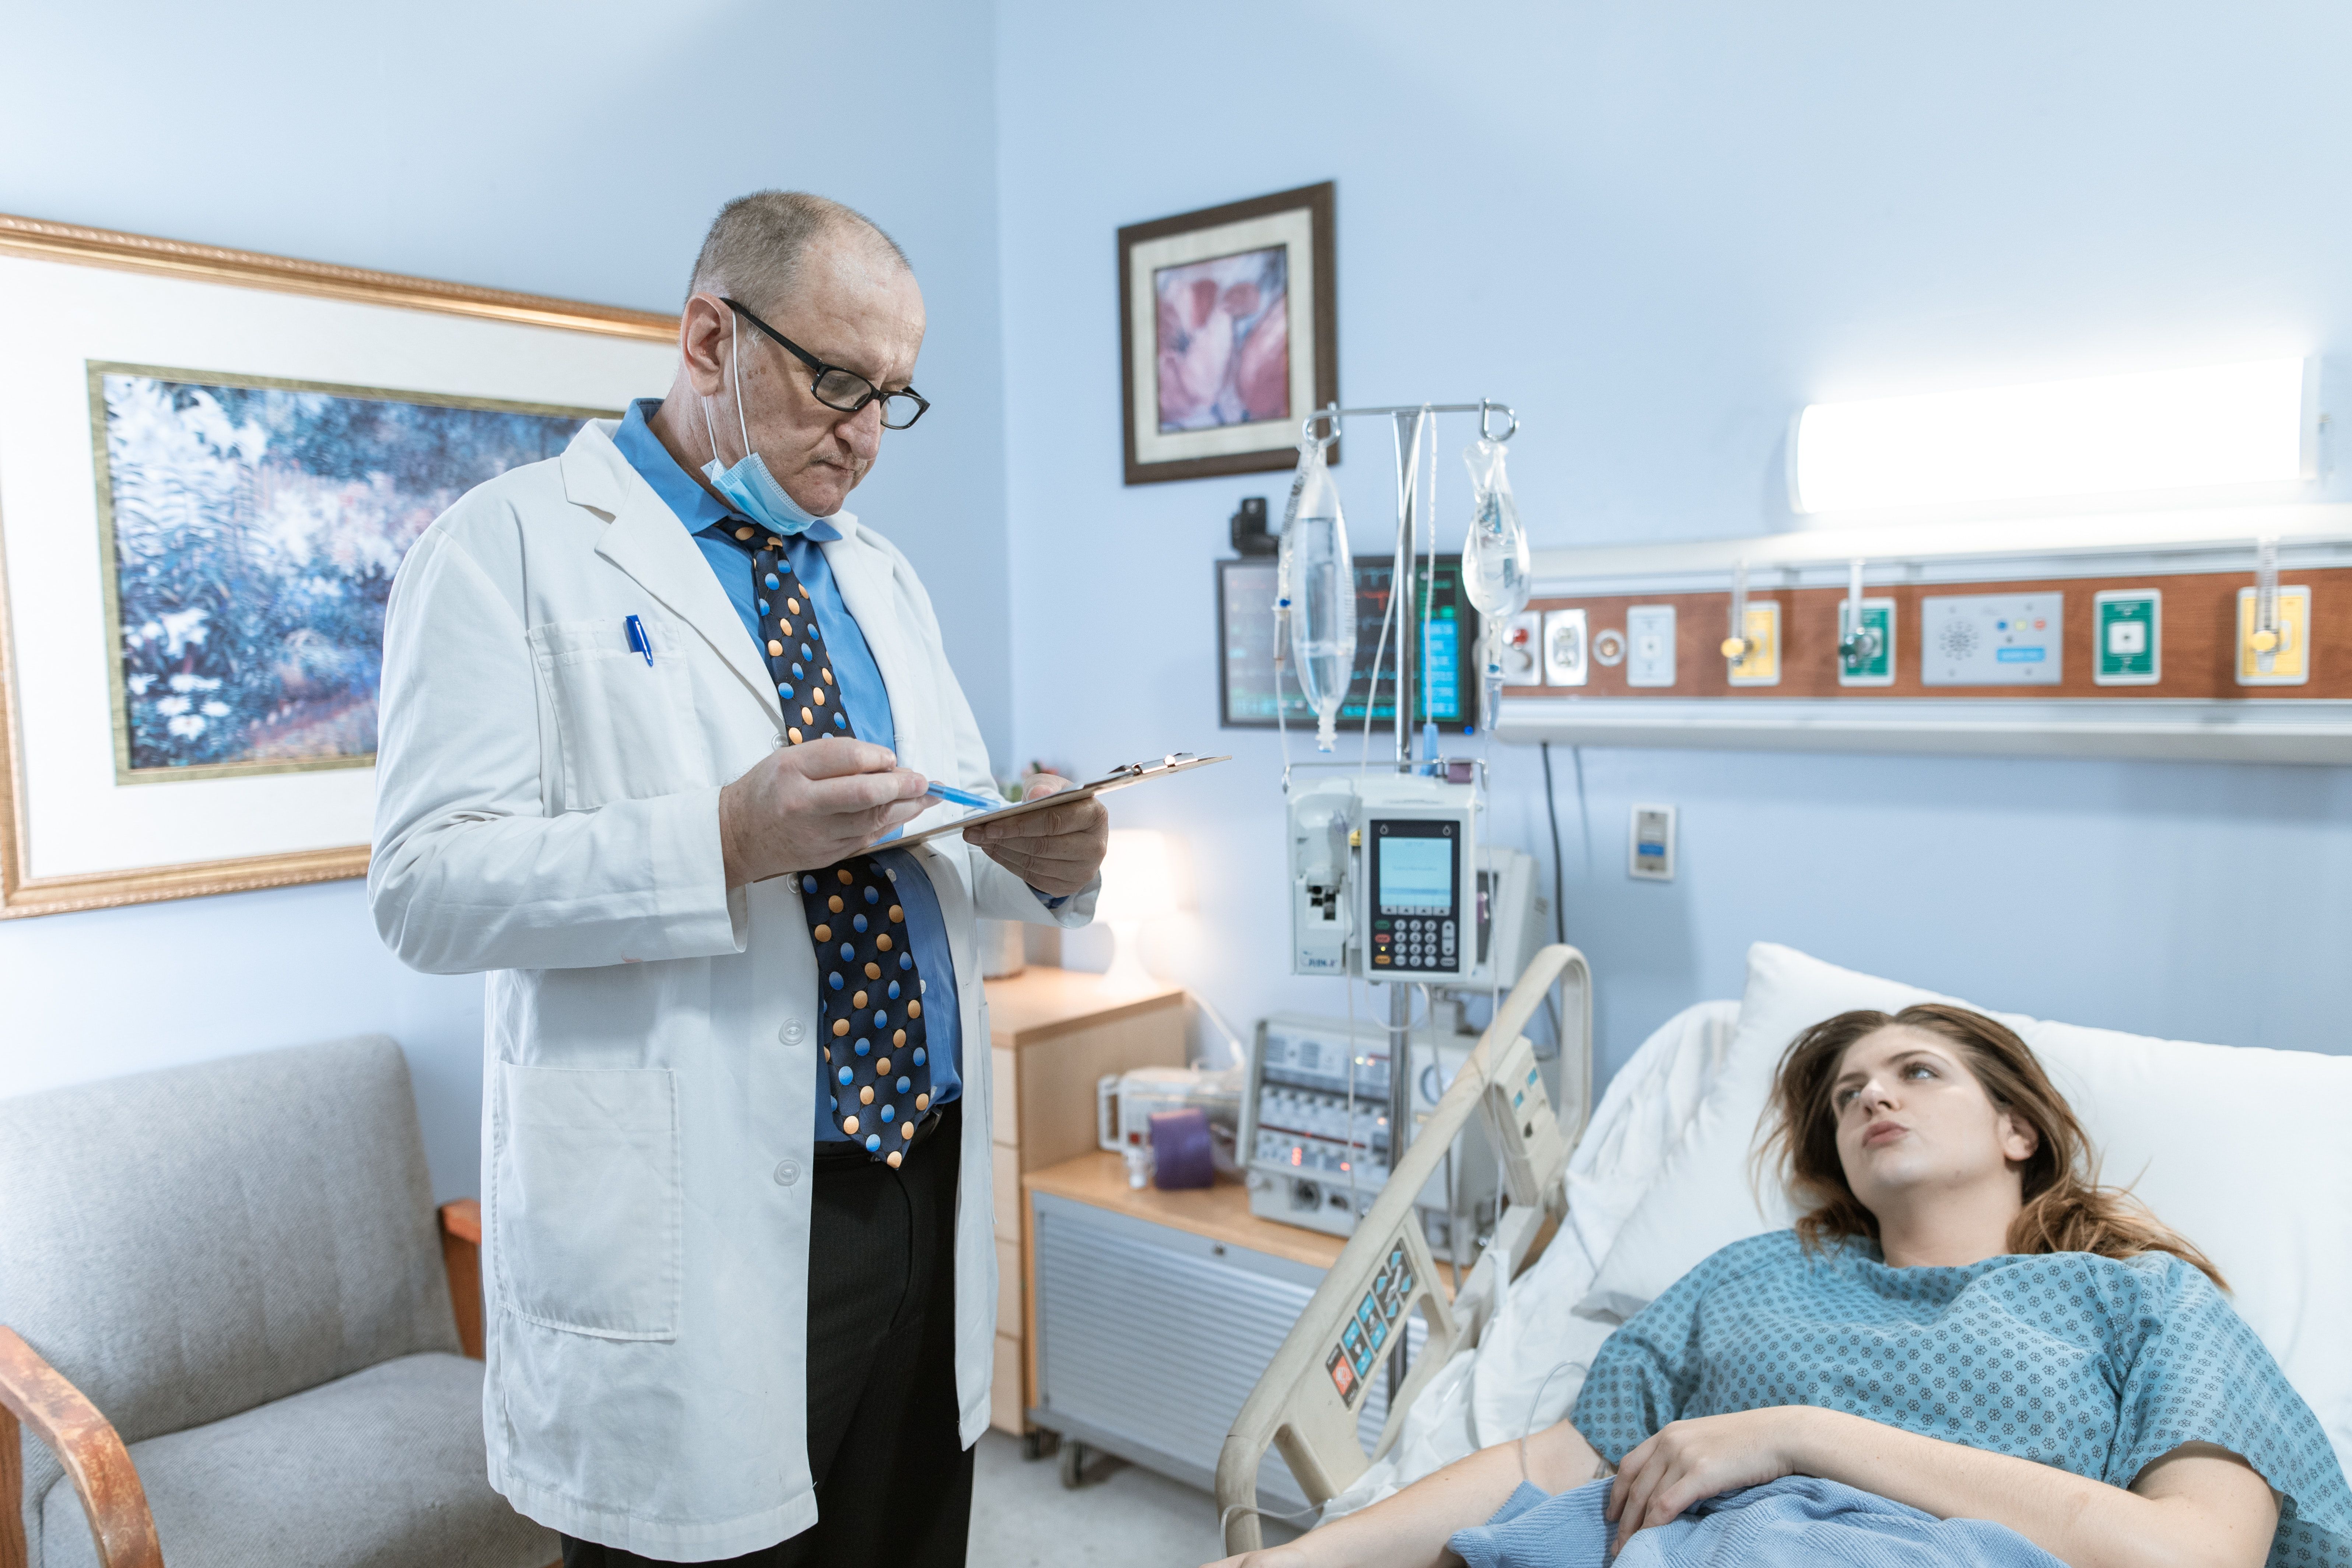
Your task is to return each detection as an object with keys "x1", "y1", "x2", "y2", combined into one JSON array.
[{"x1": 982, "y1": 966, "x2": 1187, "y2": 1437}]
